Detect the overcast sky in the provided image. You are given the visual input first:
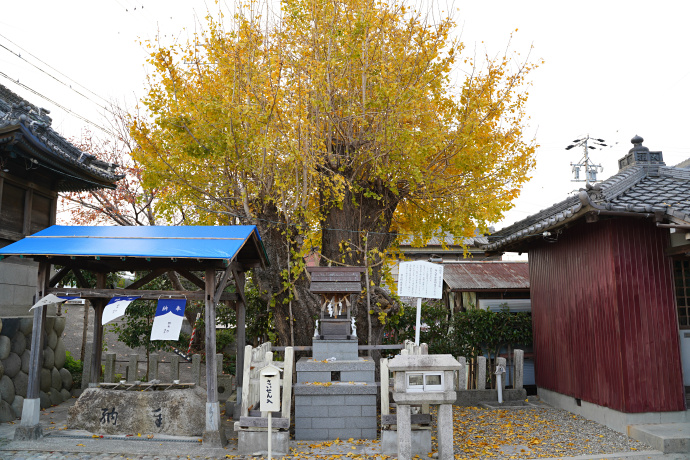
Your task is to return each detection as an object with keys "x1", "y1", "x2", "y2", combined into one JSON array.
[{"x1": 2, "y1": 1, "x2": 690, "y2": 243}]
